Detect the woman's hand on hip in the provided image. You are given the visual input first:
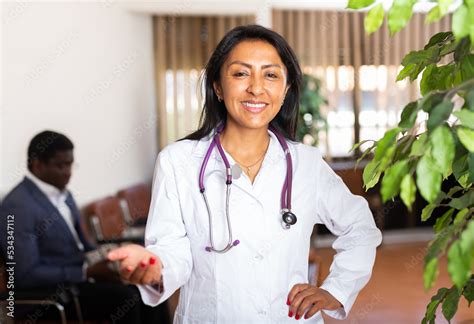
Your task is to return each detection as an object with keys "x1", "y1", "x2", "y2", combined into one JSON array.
[
  {"x1": 107, "y1": 244, "x2": 162, "y2": 286},
  {"x1": 287, "y1": 284, "x2": 342, "y2": 320}
]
